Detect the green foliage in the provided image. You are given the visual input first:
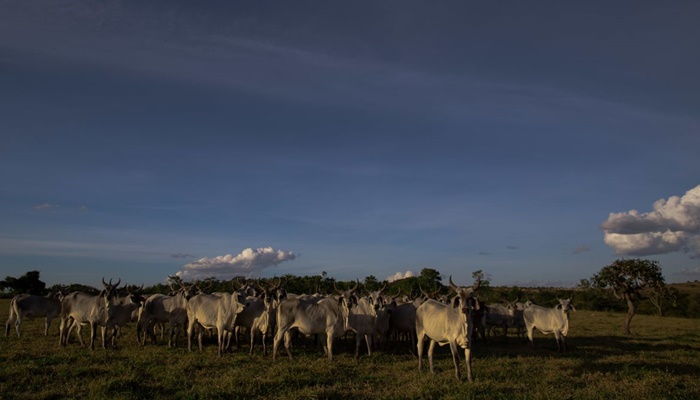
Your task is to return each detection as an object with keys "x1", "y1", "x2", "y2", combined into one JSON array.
[
  {"x1": 0, "y1": 270, "x2": 47, "y2": 297},
  {"x1": 592, "y1": 258, "x2": 666, "y2": 300}
]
